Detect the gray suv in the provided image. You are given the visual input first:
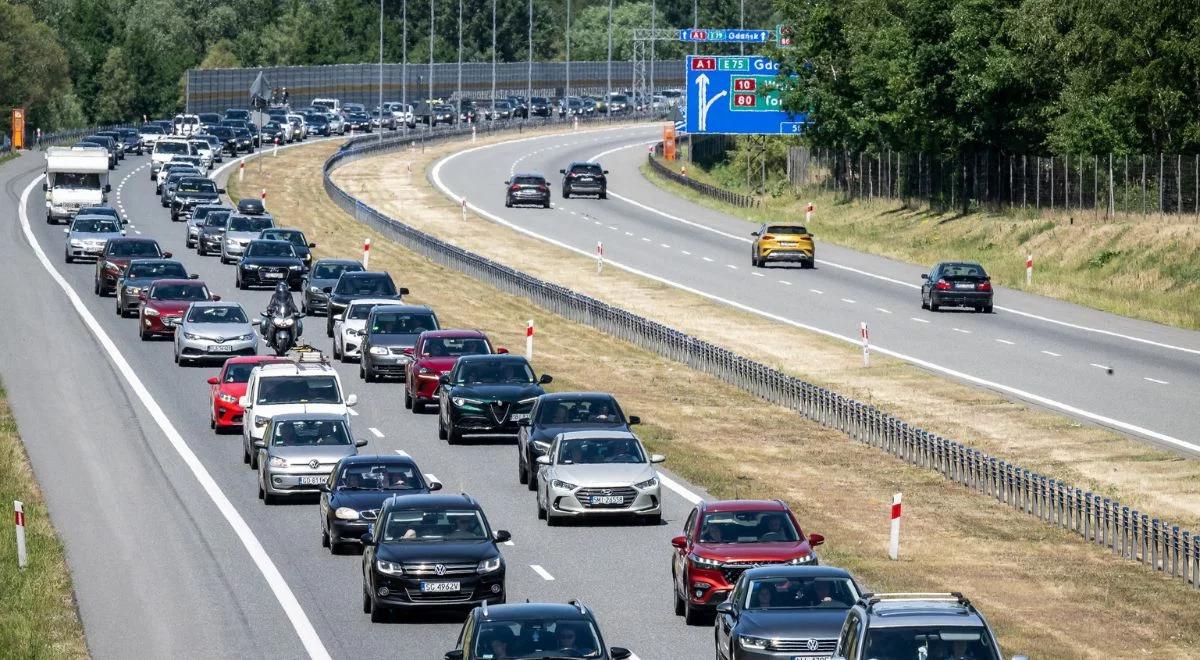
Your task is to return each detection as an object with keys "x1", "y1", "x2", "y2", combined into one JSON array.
[{"x1": 832, "y1": 593, "x2": 1025, "y2": 660}]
